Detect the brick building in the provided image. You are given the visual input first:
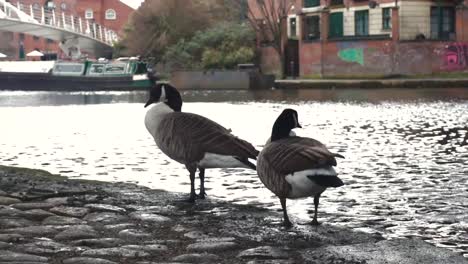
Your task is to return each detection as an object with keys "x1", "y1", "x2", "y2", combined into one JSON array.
[
  {"x1": 0, "y1": 0, "x2": 135, "y2": 60},
  {"x1": 252, "y1": 0, "x2": 468, "y2": 77}
]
